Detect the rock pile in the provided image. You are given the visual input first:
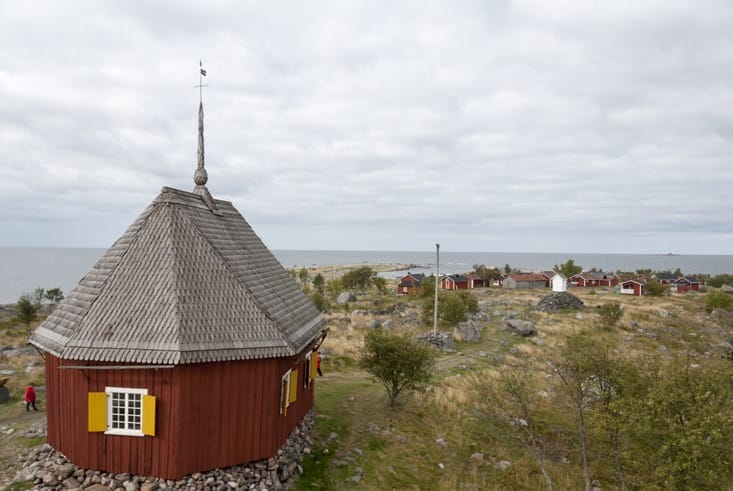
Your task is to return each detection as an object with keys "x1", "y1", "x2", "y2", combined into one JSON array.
[
  {"x1": 535, "y1": 292, "x2": 585, "y2": 312},
  {"x1": 416, "y1": 332, "x2": 454, "y2": 351},
  {"x1": 14, "y1": 413, "x2": 315, "y2": 491}
]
